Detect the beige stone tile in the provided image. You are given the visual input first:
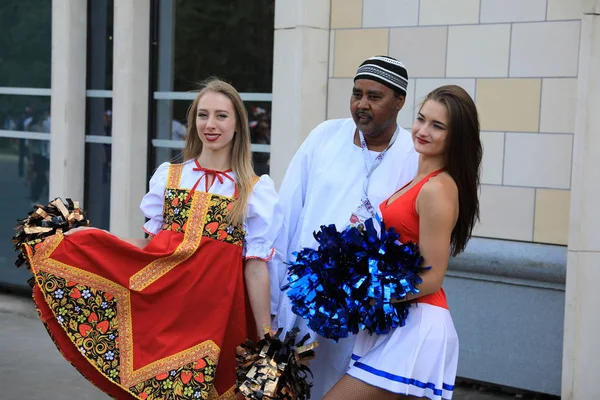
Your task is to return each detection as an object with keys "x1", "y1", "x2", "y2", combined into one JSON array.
[
  {"x1": 414, "y1": 79, "x2": 476, "y2": 104},
  {"x1": 510, "y1": 21, "x2": 580, "y2": 77},
  {"x1": 503, "y1": 133, "x2": 573, "y2": 189},
  {"x1": 419, "y1": 0, "x2": 480, "y2": 25},
  {"x1": 363, "y1": 0, "x2": 419, "y2": 27},
  {"x1": 547, "y1": 0, "x2": 584, "y2": 20},
  {"x1": 327, "y1": 78, "x2": 354, "y2": 119},
  {"x1": 397, "y1": 79, "x2": 417, "y2": 130},
  {"x1": 480, "y1": 0, "x2": 546, "y2": 23},
  {"x1": 275, "y1": 0, "x2": 331, "y2": 29},
  {"x1": 333, "y1": 29, "x2": 389, "y2": 78},
  {"x1": 331, "y1": 0, "x2": 363, "y2": 29},
  {"x1": 534, "y1": 189, "x2": 571, "y2": 245},
  {"x1": 480, "y1": 132, "x2": 505, "y2": 185},
  {"x1": 476, "y1": 79, "x2": 541, "y2": 132},
  {"x1": 474, "y1": 185, "x2": 535, "y2": 241},
  {"x1": 540, "y1": 78, "x2": 578, "y2": 133},
  {"x1": 447, "y1": 25, "x2": 511, "y2": 77},
  {"x1": 389, "y1": 27, "x2": 447, "y2": 78}
]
